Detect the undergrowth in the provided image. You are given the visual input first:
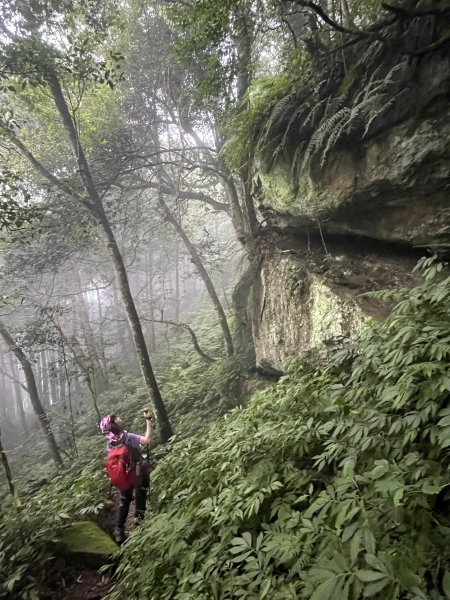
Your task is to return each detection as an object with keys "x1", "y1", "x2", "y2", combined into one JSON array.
[
  {"x1": 0, "y1": 436, "x2": 109, "y2": 599},
  {"x1": 2, "y1": 257, "x2": 449, "y2": 599},
  {"x1": 105, "y1": 256, "x2": 450, "y2": 600},
  {"x1": 0, "y1": 304, "x2": 240, "y2": 598}
]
